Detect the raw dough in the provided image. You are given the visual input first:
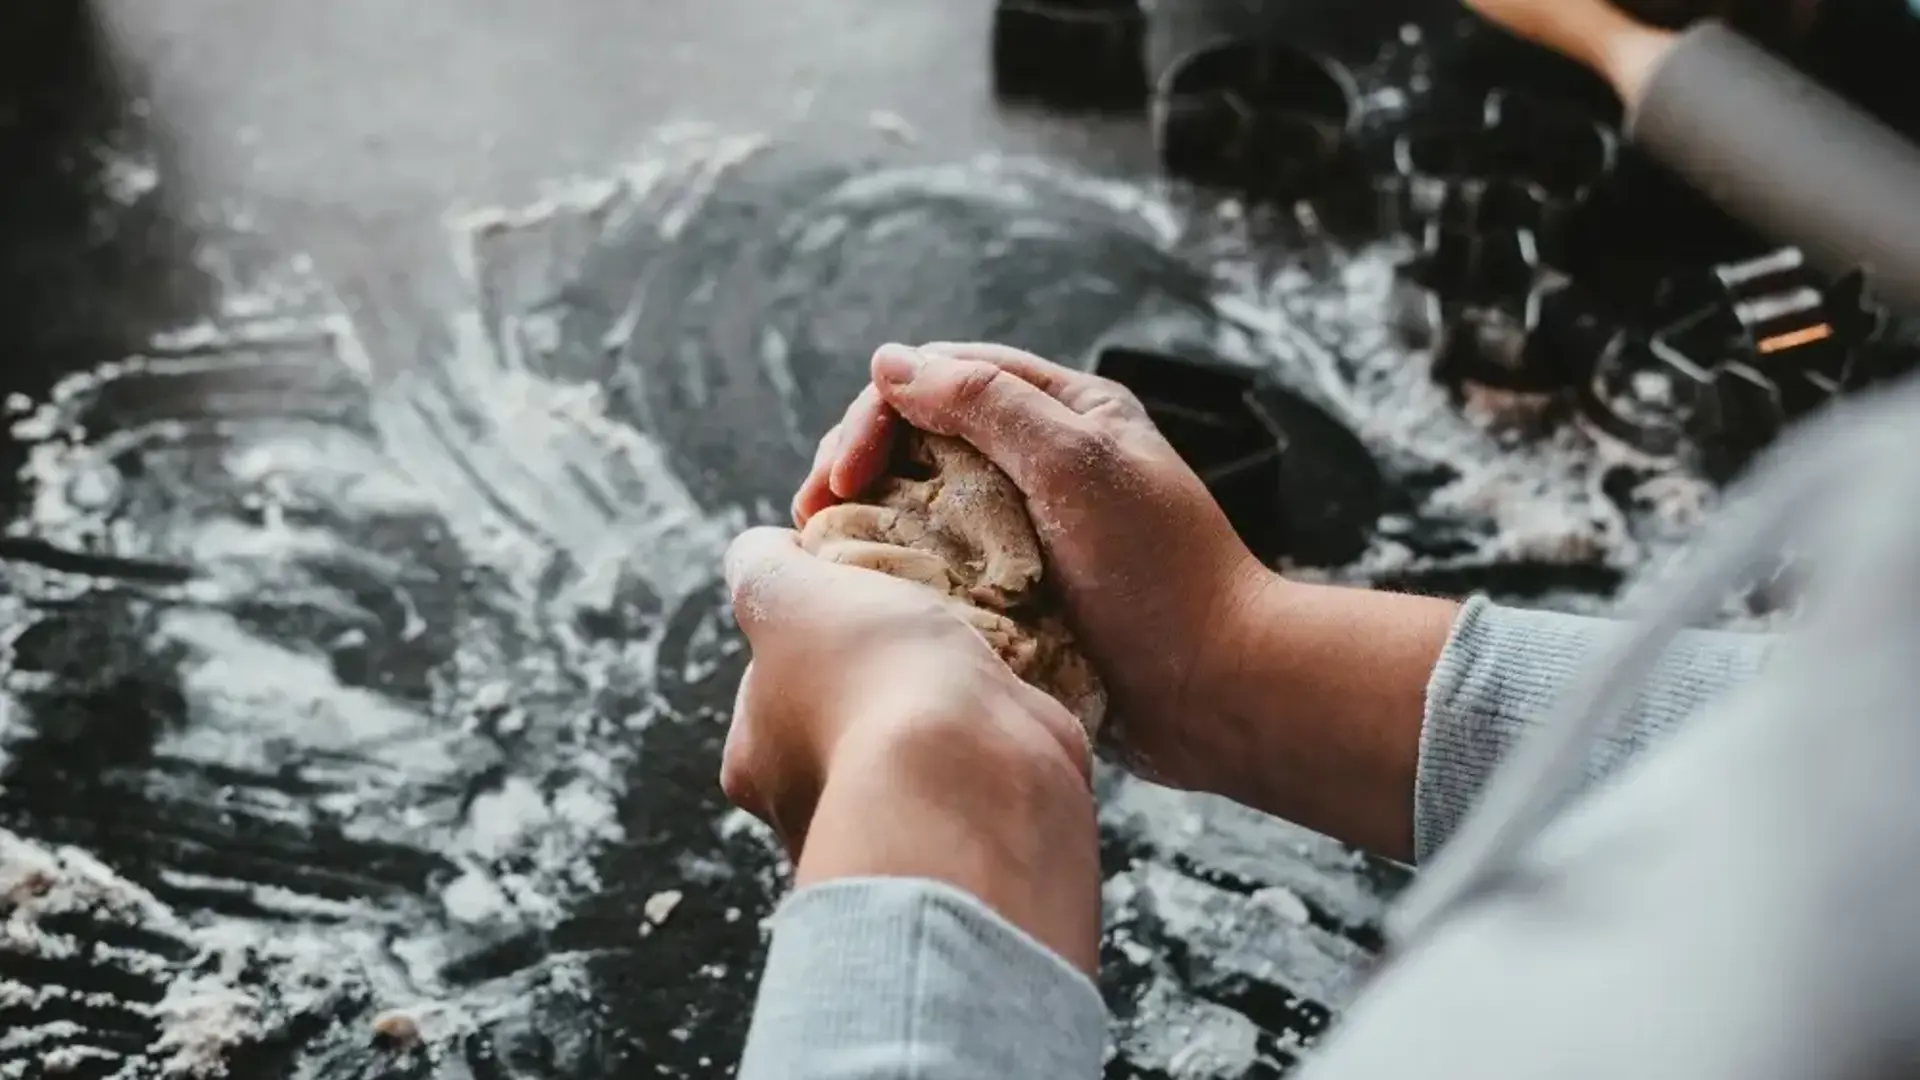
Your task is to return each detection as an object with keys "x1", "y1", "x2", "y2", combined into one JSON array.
[{"x1": 799, "y1": 431, "x2": 1107, "y2": 738}]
